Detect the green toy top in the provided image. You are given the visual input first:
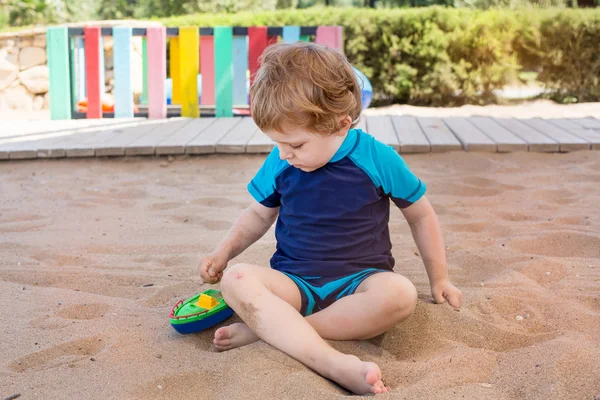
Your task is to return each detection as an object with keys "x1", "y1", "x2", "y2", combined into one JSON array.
[{"x1": 169, "y1": 289, "x2": 229, "y2": 325}]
